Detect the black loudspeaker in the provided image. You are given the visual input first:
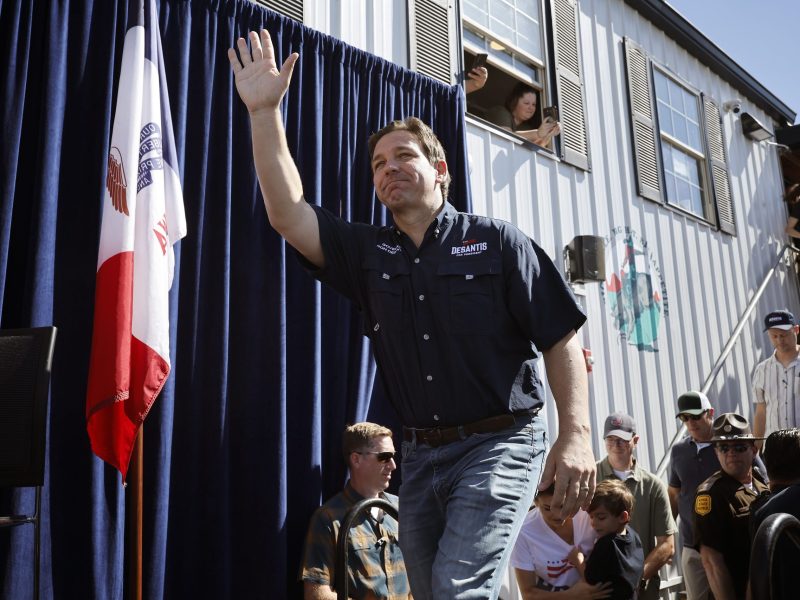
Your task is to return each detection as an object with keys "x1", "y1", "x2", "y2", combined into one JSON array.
[
  {"x1": 565, "y1": 236, "x2": 606, "y2": 283},
  {"x1": 0, "y1": 327, "x2": 57, "y2": 487}
]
